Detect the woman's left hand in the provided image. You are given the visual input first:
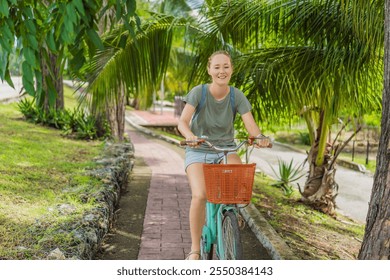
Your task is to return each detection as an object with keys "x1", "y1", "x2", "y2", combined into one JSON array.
[{"x1": 252, "y1": 134, "x2": 271, "y2": 148}]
